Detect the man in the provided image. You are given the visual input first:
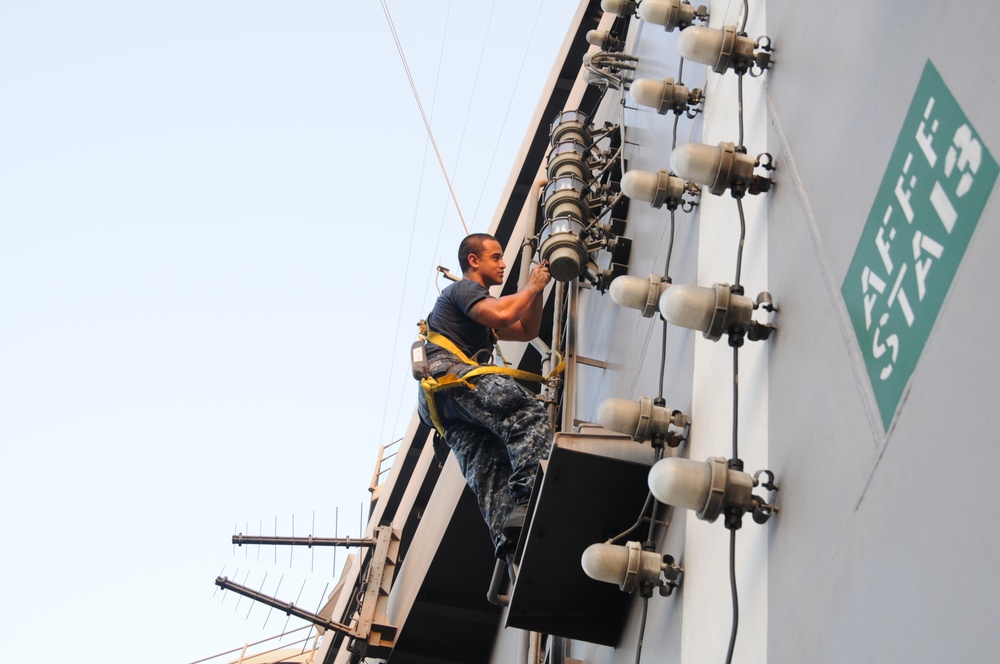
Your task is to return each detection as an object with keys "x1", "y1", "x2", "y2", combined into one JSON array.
[{"x1": 416, "y1": 233, "x2": 553, "y2": 559}]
